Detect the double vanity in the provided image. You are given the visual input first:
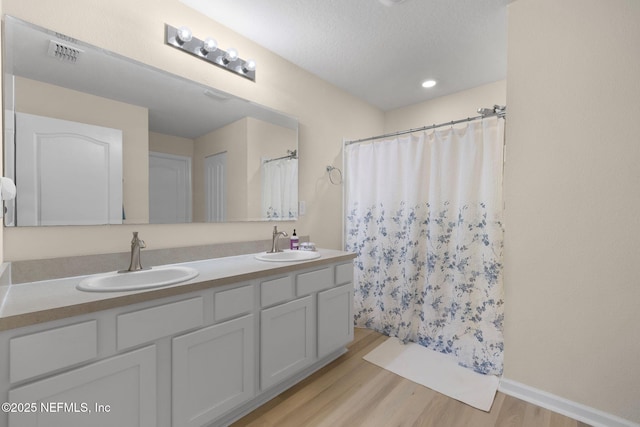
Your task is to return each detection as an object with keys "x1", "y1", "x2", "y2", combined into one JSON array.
[{"x1": 0, "y1": 249, "x2": 355, "y2": 427}]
